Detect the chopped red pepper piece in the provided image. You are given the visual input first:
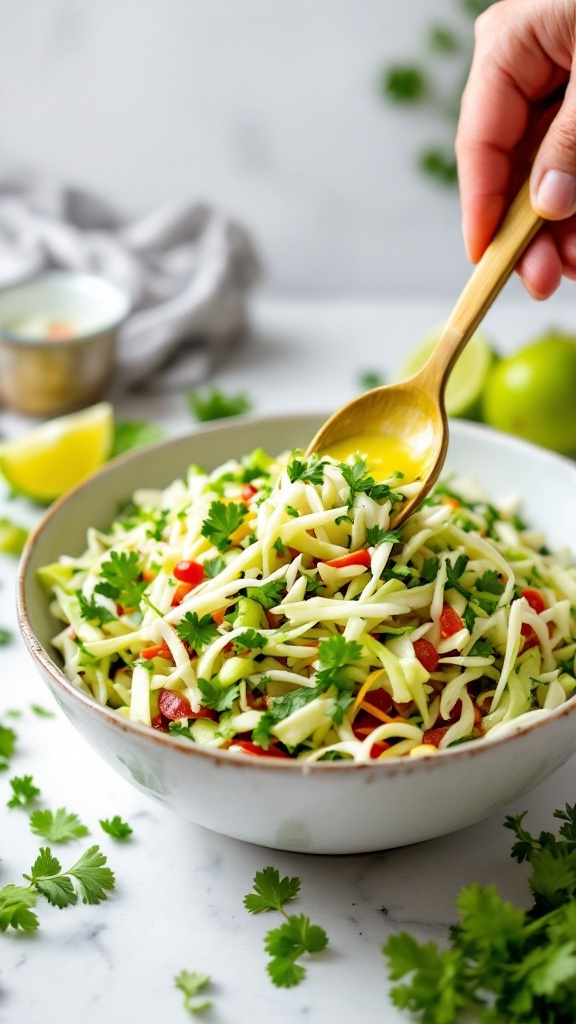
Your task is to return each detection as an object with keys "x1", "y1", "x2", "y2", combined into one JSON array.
[
  {"x1": 158, "y1": 688, "x2": 217, "y2": 722},
  {"x1": 521, "y1": 588, "x2": 546, "y2": 615},
  {"x1": 369, "y1": 741, "x2": 391, "y2": 759},
  {"x1": 520, "y1": 622, "x2": 540, "y2": 650},
  {"x1": 173, "y1": 560, "x2": 205, "y2": 586},
  {"x1": 241, "y1": 484, "x2": 258, "y2": 502},
  {"x1": 413, "y1": 638, "x2": 439, "y2": 672},
  {"x1": 439, "y1": 603, "x2": 464, "y2": 639},
  {"x1": 211, "y1": 608, "x2": 226, "y2": 626},
  {"x1": 229, "y1": 740, "x2": 290, "y2": 758},
  {"x1": 152, "y1": 712, "x2": 169, "y2": 732},
  {"x1": 422, "y1": 724, "x2": 451, "y2": 747},
  {"x1": 324, "y1": 550, "x2": 371, "y2": 569},
  {"x1": 141, "y1": 642, "x2": 173, "y2": 661}
]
